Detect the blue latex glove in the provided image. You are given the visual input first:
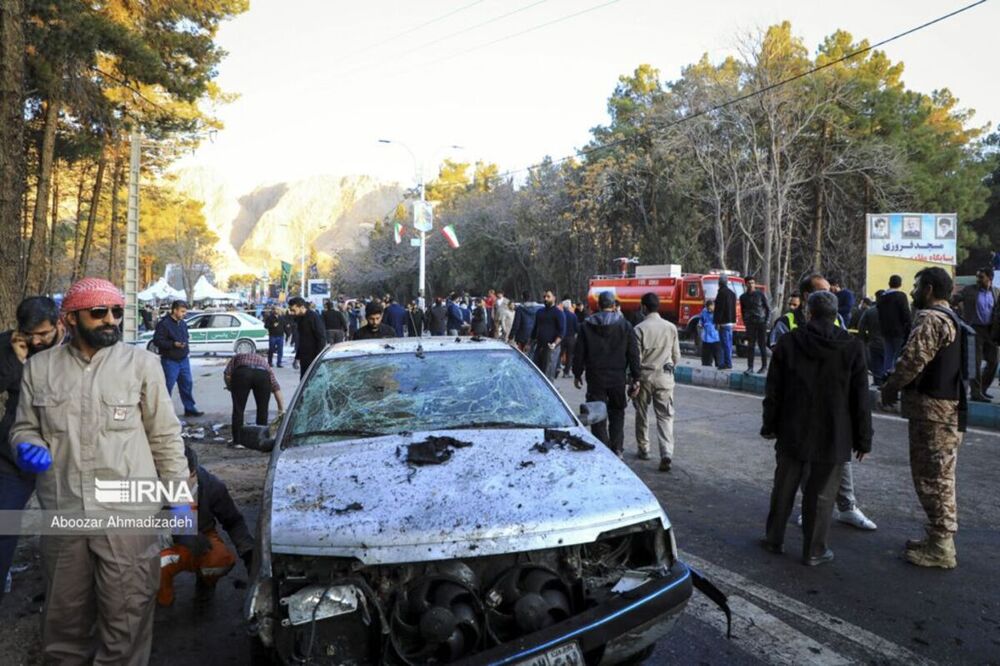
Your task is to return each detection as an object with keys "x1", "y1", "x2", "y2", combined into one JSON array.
[
  {"x1": 167, "y1": 505, "x2": 196, "y2": 532},
  {"x1": 16, "y1": 443, "x2": 51, "y2": 473}
]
